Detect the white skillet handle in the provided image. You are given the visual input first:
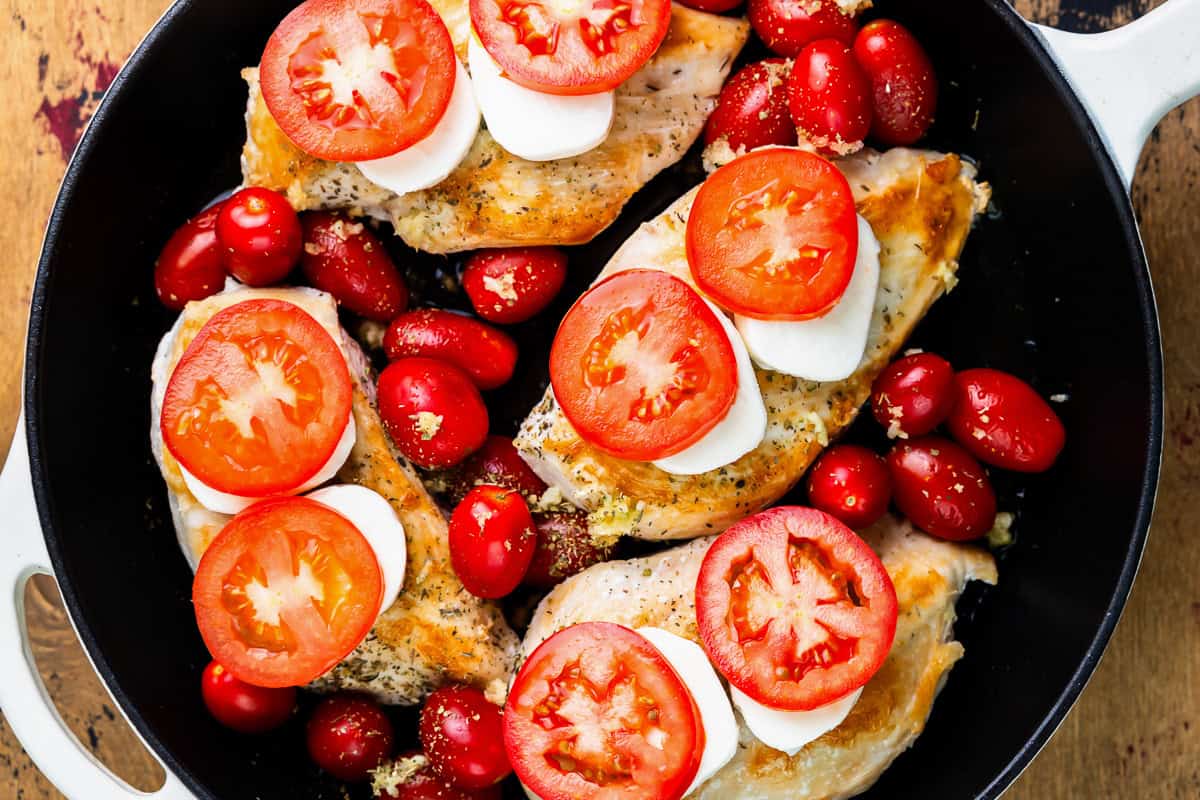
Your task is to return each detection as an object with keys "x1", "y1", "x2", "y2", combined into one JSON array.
[
  {"x1": 1032, "y1": 0, "x2": 1200, "y2": 190},
  {"x1": 0, "y1": 415, "x2": 194, "y2": 799}
]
